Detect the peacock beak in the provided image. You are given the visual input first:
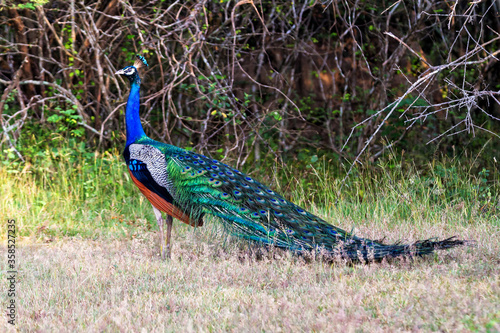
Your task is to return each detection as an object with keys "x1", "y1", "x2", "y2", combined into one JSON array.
[{"x1": 115, "y1": 69, "x2": 126, "y2": 75}]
